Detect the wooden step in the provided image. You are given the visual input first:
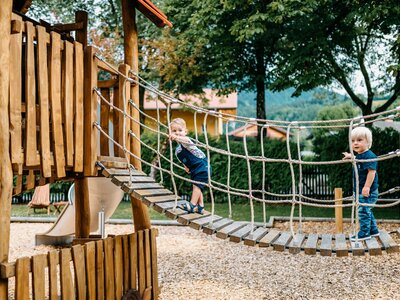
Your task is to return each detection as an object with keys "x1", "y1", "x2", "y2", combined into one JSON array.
[
  {"x1": 288, "y1": 233, "x2": 306, "y2": 254},
  {"x1": 243, "y1": 227, "x2": 269, "y2": 247},
  {"x1": 111, "y1": 175, "x2": 155, "y2": 186},
  {"x1": 272, "y1": 232, "x2": 292, "y2": 252},
  {"x1": 229, "y1": 224, "x2": 254, "y2": 243},
  {"x1": 258, "y1": 229, "x2": 280, "y2": 248},
  {"x1": 320, "y1": 234, "x2": 333, "y2": 256},
  {"x1": 144, "y1": 194, "x2": 180, "y2": 207},
  {"x1": 334, "y1": 234, "x2": 348, "y2": 257},
  {"x1": 378, "y1": 230, "x2": 399, "y2": 253},
  {"x1": 203, "y1": 218, "x2": 234, "y2": 235},
  {"x1": 189, "y1": 215, "x2": 223, "y2": 230},
  {"x1": 216, "y1": 222, "x2": 246, "y2": 240},
  {"x1": 153, "y1": 200, "x2": 186, "y2": 213},
  {"x1": 122, "y1": 182, "x2": 164, "y2": 193},
  {"x1": 365, "y1": 237, "x2": 382, "y2": 256},
  {"x1": 304, "y1": 234, "x2": 319, "y2": 255}
]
